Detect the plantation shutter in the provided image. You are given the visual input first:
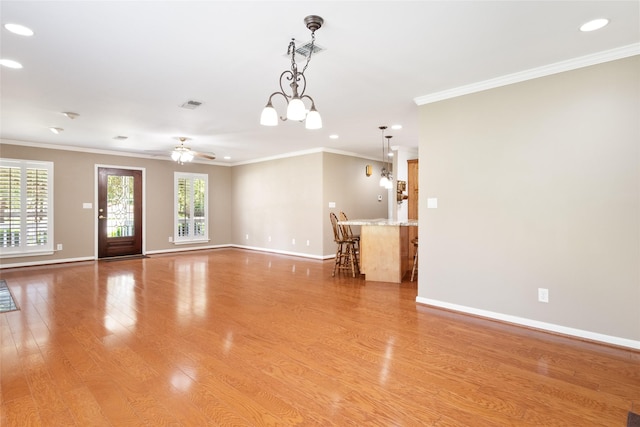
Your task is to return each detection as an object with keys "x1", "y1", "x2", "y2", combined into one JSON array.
[
  {"x1": 0, "y1": 166, "x2": 22, "y2": 247},
  {"x1": 25, "y1": 167, "x2": 49, "y2": 246},
  {"x1": 174, "y1": 172, "x2": 208, "y2": 242},
  {"x1": 0, "y1": 159, "x2": 53, "y2": 255}
]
